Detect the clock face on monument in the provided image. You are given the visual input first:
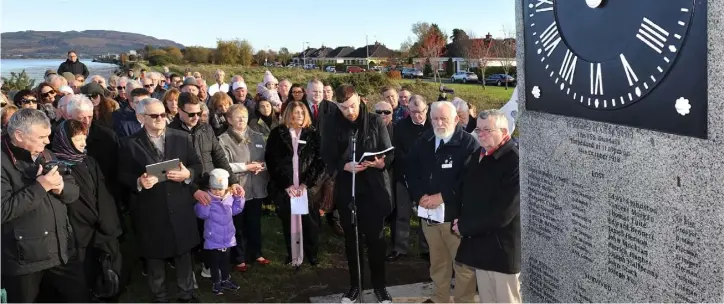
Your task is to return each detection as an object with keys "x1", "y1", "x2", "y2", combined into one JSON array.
[{"x1": 523, "y1": 0, "x2": 708, "y2": 139}]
